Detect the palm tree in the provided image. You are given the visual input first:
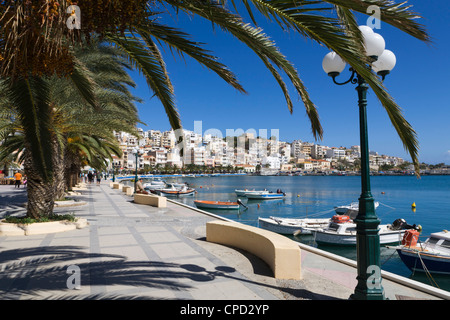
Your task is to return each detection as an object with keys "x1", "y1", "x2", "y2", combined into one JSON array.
[{"x1": 0, "y1": 42, "x2": 141, "y2": 217}]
